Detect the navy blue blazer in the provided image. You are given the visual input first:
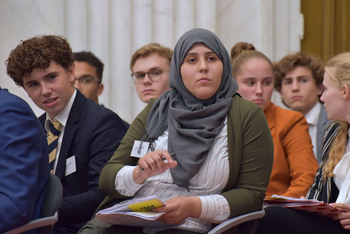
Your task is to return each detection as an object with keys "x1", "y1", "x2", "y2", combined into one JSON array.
[
  {"x1": 0, "y1": 88, "x2": 49, "y2": 233},
  {"x1": 39, "y1": 90, "x2": 128, "y2": 232}
]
